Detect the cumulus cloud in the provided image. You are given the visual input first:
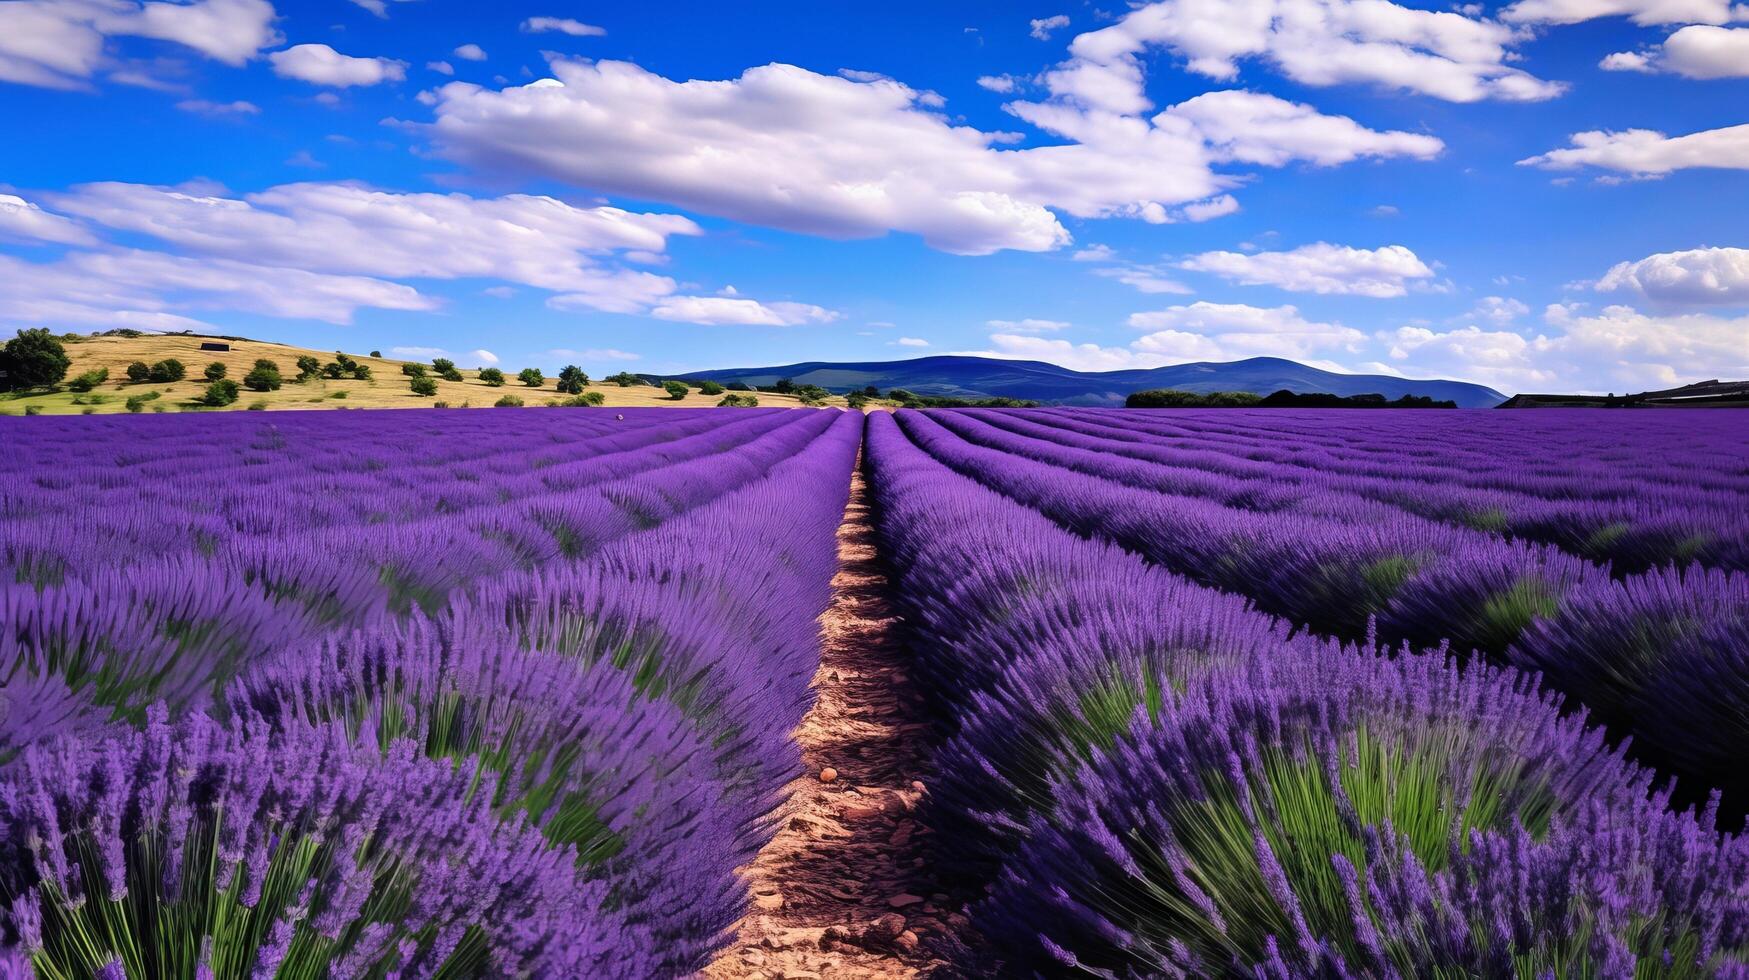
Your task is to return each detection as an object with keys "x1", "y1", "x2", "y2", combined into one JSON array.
[
  {"x1": 986, "y1": 318, "x2": 1071, "y2": 331},
  {"x1": 1054, "y1": 0, "x2": 1565, "y2": 105},
  {"x1": 976, "y1": 74, "x2": 1018, "y2": 92},
  {"x1": 1030, "y1": 14, "x2": 1070, "y2": 40},
  {"x1": 175, "y1": 98, "x2": 260, "y2": 115},
  {"x1": 1500, "y1": 0, "x2": 1743, "y2": 24},
  {"x1": 644, "y1": 296, "x2": 842, "y2": 326},
  {"x1": 453, "y1": 43, "x2": 487, "y2": 61},
  {"x1": 975, "y1": 333, "x2": 1174, "y2": 372},
  {"x1": 0, "y1": 0, "x2": 278, "y2": 89},
  {"x1": 269, "y1": 44, "x2": 407, "y2": 87},
  {"x1": 391, "y1": 345, "x2": 448, "y2": 357},
  {"x1": 0, "y1": 193, "x2": 98, "y2": 245},
  {"x1": 1383, "y1": 324, "x2": 1559, "y2": 389},
  {"x1": 1465, "y1": 295, "x2": 1530, "y2": 325},
  {"x1": 426, "y1": 58, "x2": 1443, "y2": 256},
  {"x1": 1596, "y1": 246, "x2": 1749, "y2": 306},
  {"x1": 1520, "y1": 123, "x2": 1749, "y2": 177},
  {"x1": 427, "y1": 60, "x2": 453, "y2": 75},
  {"x1": 1602, "y1": 26, "x2": 1749, "y2": 78},
  {"x1": 1128, "y1": 301, "x2": 1366, "y2": 360},
  {"x1": 893, "y1": 336, "x2": 930, "y2": 347},
  {"x1": 522, "y1": 16, "x2": 605, "y2": 36},
  {"x1": 1092, "y1": 264, "x2": 1195, "y2": 294},
  {"x1": 467, "y1": 348, "x2": 499, "y2": 364},
  {"x1": 1179, "y1": 243, "x2": 1435, "y2": 297},
  {"x1": 47, "y1": 180, "x2": 700, "y2": 313},
  {"x1": 549, "y1": 347, "x2": 640, "y2": 361}
]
